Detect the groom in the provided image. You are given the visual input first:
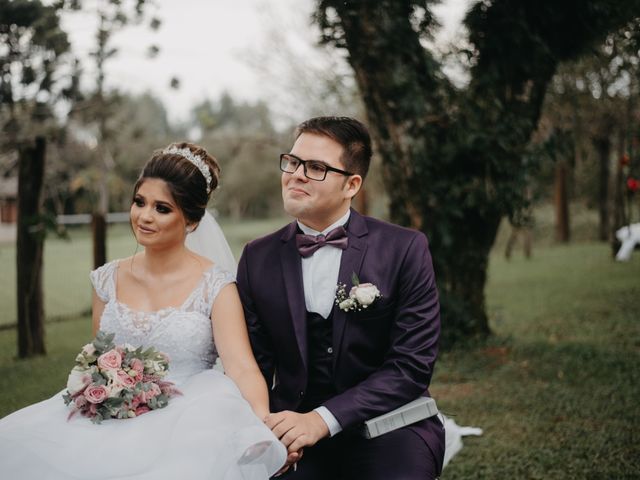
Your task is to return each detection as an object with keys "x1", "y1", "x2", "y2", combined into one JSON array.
[{"x1": 237, "y1": 116, "x2": 445, "y2": 478}]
